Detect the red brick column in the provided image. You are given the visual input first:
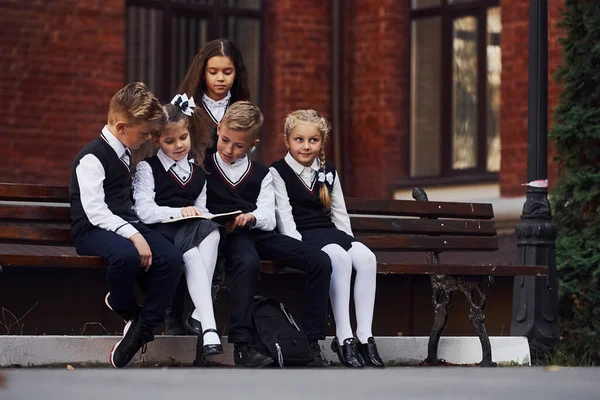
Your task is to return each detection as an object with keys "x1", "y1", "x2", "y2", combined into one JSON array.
[
  {"x1": 499, "y1": 0, "x2": 563, "y2": 196},
  {"x1": 341, "y1": 0, "x2": 410, "y2": 198},
  {"x1": 0, "y1": 0, "x2": 125, "y2": 185},
  {"x1": 261, "y1": 0, "x2": 331, "y2": 166}
]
